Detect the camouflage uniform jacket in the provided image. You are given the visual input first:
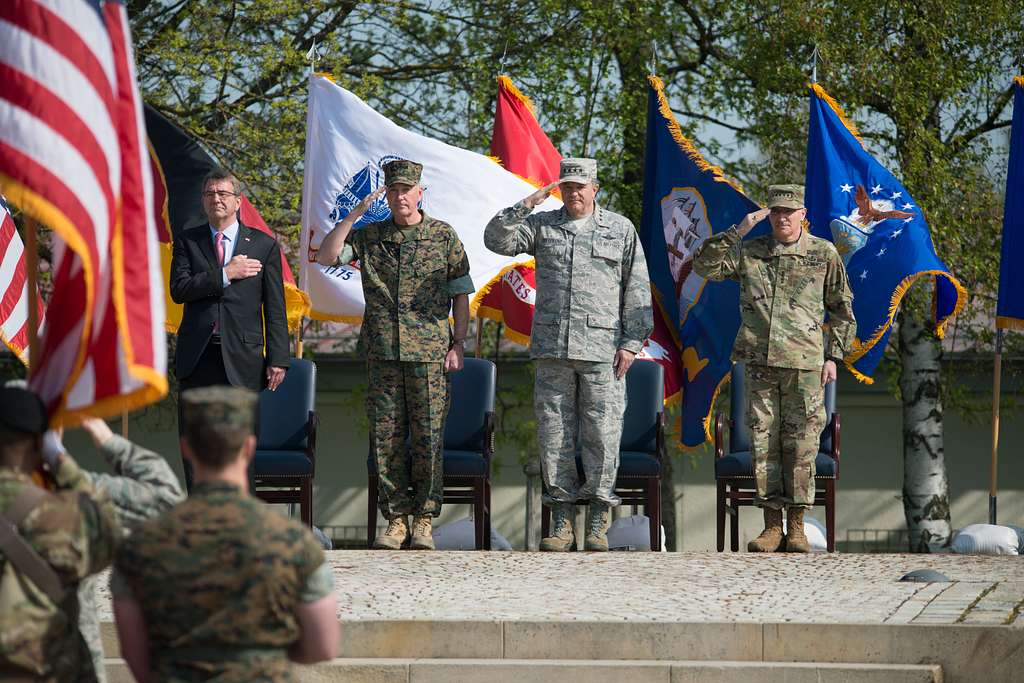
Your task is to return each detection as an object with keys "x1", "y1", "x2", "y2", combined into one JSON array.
[
  {"x1": 692, "y1": 226, "x2": 856, "y2": 370},
  {"x1": 338, "y1": 213, "x2": 474, "y2": 361},
  {"x1": 0, "y1": 458, "x2": 120, "y2": 681},
  {"x1": 484, "y1": 203, "x2": 653, "y2": 361},
  {"x1": 112, "y1": 481, "x2": 326, "y2": 682}
]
